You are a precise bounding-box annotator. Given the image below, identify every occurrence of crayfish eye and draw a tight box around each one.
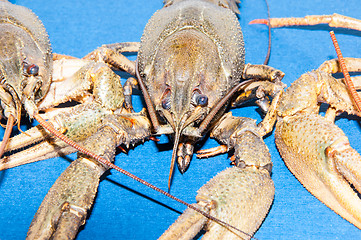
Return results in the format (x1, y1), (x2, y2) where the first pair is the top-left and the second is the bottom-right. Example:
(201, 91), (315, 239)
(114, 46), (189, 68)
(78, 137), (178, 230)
(161, 86), (171, 110)
(23, 61), (39, 76)
(191, 89), (208, 107)
(27, 64), (39, 76)
(196, 94), (208, 107)
(162, 98), (171, 110)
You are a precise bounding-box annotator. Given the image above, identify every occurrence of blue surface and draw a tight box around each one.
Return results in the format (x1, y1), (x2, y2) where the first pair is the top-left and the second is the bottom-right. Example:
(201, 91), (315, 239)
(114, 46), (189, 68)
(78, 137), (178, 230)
(0, 0), (361, 239)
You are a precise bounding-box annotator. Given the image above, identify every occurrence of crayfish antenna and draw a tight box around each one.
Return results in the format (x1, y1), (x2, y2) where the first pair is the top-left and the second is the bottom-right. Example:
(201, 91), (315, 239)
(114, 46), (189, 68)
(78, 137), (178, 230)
(0, 114), (14, 158)
(248, 0), (272, 65)
(330, 31), (361, 112)
(263, 0), (271, 65)
(168, 128), (181, 191)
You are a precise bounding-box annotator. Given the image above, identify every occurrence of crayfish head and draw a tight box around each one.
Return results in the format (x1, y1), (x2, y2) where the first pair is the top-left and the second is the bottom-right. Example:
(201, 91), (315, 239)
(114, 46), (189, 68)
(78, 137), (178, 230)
(0, 24), (52, 157)
(138, 28), (236, 189)
(153, 71), (216, 189)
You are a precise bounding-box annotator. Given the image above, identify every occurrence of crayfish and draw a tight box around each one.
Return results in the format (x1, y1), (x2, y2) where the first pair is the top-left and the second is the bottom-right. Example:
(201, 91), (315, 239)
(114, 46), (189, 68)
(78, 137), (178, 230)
(0, 0), (284, 239)
(2, 0), (361, 239)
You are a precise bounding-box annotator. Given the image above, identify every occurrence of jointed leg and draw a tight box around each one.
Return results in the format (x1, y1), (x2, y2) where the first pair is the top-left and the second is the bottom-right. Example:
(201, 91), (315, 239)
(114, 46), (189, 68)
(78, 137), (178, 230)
(83, 42), (140, 75)
(251, 13), (361, 31)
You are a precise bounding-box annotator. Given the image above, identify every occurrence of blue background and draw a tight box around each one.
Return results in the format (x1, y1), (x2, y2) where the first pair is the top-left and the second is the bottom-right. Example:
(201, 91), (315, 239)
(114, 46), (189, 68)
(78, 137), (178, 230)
(1, 0), (361, 239)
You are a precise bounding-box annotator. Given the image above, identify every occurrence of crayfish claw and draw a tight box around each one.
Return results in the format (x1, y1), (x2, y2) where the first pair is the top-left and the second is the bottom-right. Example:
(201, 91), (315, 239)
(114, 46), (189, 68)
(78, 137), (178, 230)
(27, 127), (116, 239)
(275, 113), (361, 229)
(160, 166), (274, 240)
(161, 113), (275, 239)
(159, 203), (209, 240)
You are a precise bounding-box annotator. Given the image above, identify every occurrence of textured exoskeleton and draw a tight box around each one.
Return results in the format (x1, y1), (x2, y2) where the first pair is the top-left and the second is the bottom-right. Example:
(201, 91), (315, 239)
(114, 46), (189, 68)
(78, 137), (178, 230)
(123, 0), (282, 238)
(276, 61), (361, 228)
(72, 0), (285, 237)
(159, 113), (275, 239)
(0, 0), (52, 115)
(2, 57), (152, 239)
(0, 1), (151, 238)
(256, 57), (361, 229)
(252, 13), (361, 230)
(0, 0), (53, 155)
(0, 0), (286, 239)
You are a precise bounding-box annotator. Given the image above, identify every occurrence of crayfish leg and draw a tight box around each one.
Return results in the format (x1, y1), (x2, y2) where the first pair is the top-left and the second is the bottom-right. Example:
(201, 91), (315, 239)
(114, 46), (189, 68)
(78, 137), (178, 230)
(318, 57), (361, 74)
(250, 13), (361, 31)
(83, 42), (139, 75)
(317, 57), (361, 100)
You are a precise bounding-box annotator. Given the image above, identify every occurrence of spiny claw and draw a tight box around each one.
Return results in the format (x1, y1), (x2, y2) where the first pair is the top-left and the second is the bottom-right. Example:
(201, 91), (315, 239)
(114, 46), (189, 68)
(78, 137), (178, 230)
(160, 166), (274, 240)
(159, 203), (210, 240)
(161, 114), (275, 239)
(27, 157), (101, 240)
(275, 113), (361, 228)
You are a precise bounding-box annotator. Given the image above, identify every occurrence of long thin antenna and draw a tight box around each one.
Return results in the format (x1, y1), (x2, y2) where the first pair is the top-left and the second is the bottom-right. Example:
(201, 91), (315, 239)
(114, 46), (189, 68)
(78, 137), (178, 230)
(329, 31), (361, 112)
(135, 60), (160, 131)
(168, 127), (181, 190)
(0, 114), (14, 158)
(263, 0), (271, 65)
(198, 79), (255, 134)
